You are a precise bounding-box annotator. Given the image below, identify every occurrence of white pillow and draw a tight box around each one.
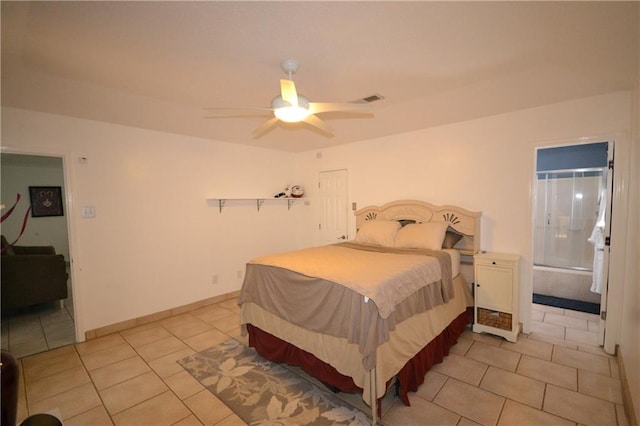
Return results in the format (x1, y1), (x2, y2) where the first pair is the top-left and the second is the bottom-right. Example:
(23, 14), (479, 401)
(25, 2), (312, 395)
(394, 222), (448, 250)
(355, 220), (401, 247)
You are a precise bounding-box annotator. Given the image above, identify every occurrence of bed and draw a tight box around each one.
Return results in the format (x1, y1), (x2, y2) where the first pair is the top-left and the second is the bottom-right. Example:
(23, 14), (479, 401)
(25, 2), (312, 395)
(238, 200), (481, 421)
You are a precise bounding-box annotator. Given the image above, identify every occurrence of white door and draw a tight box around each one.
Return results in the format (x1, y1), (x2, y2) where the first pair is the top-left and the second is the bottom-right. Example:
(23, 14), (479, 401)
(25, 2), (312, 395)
(319, 169), (349, 245)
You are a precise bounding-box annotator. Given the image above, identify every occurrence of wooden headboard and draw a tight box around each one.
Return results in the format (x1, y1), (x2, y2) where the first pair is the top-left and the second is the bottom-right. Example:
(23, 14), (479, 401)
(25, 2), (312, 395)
(354, 200), (482, 255)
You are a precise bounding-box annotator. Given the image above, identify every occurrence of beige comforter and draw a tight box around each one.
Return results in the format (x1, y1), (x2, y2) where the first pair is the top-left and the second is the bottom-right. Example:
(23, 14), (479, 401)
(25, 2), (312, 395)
(238, 242), (454, 370)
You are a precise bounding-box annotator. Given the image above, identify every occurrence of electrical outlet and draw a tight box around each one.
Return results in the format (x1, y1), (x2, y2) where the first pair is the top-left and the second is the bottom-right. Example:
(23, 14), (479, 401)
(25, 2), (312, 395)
(237, 270), (243, 279)
(212, 274), (219, 285)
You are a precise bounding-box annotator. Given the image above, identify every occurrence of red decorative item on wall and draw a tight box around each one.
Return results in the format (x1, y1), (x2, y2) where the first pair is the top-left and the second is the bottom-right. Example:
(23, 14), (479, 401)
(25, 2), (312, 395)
(0, 193), (31, 253)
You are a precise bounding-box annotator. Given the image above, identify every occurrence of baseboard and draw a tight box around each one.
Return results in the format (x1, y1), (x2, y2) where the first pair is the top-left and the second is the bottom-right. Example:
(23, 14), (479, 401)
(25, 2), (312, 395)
(618, 348), (638, 426)
(84, 290), (241, 341)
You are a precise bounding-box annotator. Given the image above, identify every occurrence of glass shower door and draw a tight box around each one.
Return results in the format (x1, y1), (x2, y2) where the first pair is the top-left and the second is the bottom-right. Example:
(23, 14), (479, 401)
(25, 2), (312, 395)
(534, 170), (603, 270)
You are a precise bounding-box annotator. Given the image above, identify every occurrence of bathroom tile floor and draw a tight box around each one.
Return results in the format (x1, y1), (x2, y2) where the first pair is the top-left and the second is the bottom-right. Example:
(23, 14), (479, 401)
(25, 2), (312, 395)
(1, 300), (76, 360)
(530, 302), (601, 347)
(1, 274), (76, 359)
(8, 300), (628, 425)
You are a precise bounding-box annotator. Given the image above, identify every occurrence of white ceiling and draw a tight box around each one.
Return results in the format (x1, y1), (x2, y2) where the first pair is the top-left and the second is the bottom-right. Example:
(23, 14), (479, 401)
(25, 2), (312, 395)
(2, 1), (638, 152)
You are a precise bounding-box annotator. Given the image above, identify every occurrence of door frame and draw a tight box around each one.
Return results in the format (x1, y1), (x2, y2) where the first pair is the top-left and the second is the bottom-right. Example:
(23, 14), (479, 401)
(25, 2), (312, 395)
(1, 145), (85, 342)
(532, 140), (612, 344)
(529, 134), (628, 354)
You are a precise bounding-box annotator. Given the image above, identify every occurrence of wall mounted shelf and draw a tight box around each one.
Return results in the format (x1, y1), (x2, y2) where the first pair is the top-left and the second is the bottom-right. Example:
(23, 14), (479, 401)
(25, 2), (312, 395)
(206, 198), (299, 213)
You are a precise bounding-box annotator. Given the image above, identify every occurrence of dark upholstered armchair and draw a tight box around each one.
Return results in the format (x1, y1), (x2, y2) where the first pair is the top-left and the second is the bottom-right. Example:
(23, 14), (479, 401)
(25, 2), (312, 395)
(1, 236), (68, 313)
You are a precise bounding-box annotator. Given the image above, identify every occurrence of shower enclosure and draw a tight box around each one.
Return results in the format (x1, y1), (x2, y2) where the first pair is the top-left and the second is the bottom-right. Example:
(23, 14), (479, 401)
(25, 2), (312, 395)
(534, 170), (603, 270)
(533, 142), (609, 307)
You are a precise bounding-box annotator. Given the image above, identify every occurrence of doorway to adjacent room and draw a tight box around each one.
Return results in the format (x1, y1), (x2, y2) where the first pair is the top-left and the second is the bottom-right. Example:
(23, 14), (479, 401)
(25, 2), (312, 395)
(531, 141), (613, 346)
(0, 153), (76, 358)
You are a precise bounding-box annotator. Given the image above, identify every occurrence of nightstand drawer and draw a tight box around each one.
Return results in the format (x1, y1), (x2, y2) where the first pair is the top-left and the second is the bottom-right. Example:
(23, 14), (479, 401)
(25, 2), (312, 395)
(474, 258), (515, 268)
(474, 253), (520, 268)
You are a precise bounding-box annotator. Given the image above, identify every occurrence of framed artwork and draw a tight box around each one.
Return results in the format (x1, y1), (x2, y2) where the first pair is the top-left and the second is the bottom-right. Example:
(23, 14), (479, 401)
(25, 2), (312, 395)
(29, 186), (64, 217)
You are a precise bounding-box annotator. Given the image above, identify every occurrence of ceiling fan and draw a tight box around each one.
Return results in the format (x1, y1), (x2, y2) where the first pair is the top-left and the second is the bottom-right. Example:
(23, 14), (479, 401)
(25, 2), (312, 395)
(204, 59), (373, 137)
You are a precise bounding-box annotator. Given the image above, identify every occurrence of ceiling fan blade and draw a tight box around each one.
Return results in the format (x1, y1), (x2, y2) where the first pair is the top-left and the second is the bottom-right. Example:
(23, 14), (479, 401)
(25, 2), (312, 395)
(203, 106), (273, 119)
(280, 79), (298, 107)
(204, 106), (272, 112)
(253, 116), (280, 138)
(204, 111), (272, 119)
(302, 114), (333, 135)
(308, 102), (371, 115)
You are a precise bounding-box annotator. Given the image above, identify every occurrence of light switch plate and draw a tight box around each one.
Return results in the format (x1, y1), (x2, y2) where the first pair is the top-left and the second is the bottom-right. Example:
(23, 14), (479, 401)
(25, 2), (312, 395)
(81, 206), (95, 218)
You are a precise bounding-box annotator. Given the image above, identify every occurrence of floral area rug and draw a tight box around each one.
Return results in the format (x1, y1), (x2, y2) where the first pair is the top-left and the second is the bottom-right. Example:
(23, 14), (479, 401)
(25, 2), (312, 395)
(178, 339), (371, 426)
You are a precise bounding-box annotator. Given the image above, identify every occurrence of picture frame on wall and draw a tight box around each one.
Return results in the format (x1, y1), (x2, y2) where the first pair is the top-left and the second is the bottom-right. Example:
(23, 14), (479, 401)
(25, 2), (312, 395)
(29, 186), (64, 217)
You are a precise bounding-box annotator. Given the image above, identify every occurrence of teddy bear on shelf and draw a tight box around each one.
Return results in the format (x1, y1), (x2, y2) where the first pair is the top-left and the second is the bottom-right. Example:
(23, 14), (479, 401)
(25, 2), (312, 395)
(274, 185), (292, 198)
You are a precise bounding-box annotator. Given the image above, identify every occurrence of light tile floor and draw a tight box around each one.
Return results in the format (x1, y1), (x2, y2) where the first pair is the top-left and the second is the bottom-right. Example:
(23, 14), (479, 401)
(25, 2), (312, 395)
(10, 300), (629, 426)
(1, 300), (76, 359)
(1, 275), (76, 359)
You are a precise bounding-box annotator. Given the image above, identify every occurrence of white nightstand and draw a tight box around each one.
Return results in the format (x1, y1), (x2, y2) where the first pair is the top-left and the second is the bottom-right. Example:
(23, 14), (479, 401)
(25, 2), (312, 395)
(472, 252), (520, 342)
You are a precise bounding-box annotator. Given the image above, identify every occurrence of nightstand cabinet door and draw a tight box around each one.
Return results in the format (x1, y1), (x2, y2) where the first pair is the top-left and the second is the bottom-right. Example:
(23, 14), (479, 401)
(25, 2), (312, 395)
(473, 252), (520, 342)
(475, 264), (513, 313)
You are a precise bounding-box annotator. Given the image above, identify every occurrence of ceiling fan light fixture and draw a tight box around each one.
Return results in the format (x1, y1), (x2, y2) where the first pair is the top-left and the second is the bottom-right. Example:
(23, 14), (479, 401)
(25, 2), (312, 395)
(272, 95), (310, 123)
(274, 106), (310, 122)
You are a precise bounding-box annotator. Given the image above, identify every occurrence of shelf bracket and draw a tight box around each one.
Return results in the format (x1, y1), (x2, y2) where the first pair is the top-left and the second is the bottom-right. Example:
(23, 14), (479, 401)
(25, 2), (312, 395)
(218, 199), (226, 213)
(287, 199), (295, 210)
(256, 199), (264, 212)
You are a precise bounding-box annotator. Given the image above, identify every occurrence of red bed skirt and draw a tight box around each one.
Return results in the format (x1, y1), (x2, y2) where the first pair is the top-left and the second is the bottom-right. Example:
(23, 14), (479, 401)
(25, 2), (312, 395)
(247, 306), (473, 407)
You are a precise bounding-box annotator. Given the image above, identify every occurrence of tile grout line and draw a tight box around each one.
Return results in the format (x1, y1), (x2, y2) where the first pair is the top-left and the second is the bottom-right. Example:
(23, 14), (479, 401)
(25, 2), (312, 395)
(541, 382), (549, 415)
(540, 382), (581, 425)
(17, 358), (33, 421)
(423, 375), (469, 424)
(81, 340), (135, 416)
(575, 358), (581, 396)
(494, 395), (508, 426)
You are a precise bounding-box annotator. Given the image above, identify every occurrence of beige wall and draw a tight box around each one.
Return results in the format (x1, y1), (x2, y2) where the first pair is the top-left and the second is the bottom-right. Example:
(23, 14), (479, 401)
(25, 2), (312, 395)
(1, 107), (302, 332)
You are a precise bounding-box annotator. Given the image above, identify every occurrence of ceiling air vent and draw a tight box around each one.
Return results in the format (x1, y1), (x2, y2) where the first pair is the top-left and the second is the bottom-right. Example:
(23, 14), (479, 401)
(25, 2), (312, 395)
(360, 94), (384, 103)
